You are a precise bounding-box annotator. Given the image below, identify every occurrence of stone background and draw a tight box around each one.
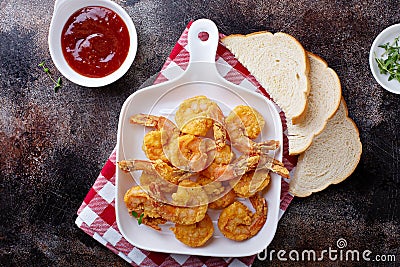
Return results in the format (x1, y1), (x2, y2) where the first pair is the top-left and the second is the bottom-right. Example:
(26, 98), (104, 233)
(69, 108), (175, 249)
(0, 0), (399, 266)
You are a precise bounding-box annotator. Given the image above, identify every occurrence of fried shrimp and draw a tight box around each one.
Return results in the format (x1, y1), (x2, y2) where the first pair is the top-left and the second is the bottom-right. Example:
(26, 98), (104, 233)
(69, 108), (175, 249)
(176, 97), (213, 137)
(142, 131), (169, 162)
(201, 155), (262, 181)
(140, 176), (208, 225)
(138, 171), (176, 195)
(212, 144), (234, 165)
(118, 159), (191, 184)
(208, 189), (237, 209)
(217, 194), (267, 241)
(225, 107), (279, 154)
(201, 144), (234, 179)
(175, 96), (226, 150)
(178, 134), (216, 173)
(124, 185), (207, 226)
(124, 186), (166, 230)
(212, 153), (290, 181)
(153, 181), (209, 224)
(155, 201), (208, 225)
(131, 114), (214, 171)
(170, 213), (214, 247)
(196, 175), (236, 209)
(229, 105), (266, 139)
(171, 180), (208, 207)
(231, 169), (271, 198)
(120, 98), (289, 245)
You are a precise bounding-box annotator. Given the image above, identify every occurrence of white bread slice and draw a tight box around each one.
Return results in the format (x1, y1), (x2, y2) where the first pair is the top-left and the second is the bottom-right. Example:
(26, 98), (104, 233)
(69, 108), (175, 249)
(222, 32), (310, 124)
(287, 53), (342, 155)
(289, 99), (362, 197)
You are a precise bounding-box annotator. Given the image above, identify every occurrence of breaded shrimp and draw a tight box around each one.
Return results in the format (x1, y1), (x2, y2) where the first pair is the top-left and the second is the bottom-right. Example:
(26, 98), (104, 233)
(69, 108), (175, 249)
(142, 130), (169, 162)
(124, 186), (166, 231)
(217, 194), (267, 241)
(170, 213), (214, 247)
(171, 180), (208, 207)
(196, 175), (236, 209)
(230, 169), (271, 198)
(229, 105), (266, 139)
(155, 202), (208, 225)
(175, 96), (227, 150)
(124, 185), (208, 226)
(118, 159), (191, 184)
(131, 114), (215, 172)
(212, 154), (290, 181)
(225, 107), (279, 154)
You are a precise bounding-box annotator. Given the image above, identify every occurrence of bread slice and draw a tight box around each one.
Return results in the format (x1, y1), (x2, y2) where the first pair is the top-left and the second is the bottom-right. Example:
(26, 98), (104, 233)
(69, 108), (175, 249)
(222, 31), (310, 124)
(286, 53), (342, 155)
(289, 99), (362, 197)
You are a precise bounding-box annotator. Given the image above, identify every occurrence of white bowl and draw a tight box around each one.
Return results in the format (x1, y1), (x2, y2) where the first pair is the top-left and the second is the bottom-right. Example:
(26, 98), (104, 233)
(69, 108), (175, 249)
(48, 0), (137, 87)
(369, 24), (400, 94)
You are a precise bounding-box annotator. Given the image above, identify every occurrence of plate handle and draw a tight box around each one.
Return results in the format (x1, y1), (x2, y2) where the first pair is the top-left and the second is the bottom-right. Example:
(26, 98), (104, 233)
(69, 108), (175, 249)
(187, 19), (219, 65)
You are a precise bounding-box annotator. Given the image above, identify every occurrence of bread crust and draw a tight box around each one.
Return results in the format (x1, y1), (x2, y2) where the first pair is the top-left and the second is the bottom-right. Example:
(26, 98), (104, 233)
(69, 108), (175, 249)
(288, 52), (342, 155)
(329, 99), (362, 185)
(289, 98), (362, 197)
(306, 52), (342, 123)
(222, 31), (310, 125)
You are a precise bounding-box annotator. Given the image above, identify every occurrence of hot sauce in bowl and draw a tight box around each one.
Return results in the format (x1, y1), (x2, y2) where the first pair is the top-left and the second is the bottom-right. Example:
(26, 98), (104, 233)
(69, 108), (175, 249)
(61, 6), (130, 78)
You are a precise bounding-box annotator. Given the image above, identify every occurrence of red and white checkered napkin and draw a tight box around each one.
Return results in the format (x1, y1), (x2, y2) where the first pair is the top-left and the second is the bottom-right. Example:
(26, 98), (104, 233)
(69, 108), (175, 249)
(75, 21), (298, 267)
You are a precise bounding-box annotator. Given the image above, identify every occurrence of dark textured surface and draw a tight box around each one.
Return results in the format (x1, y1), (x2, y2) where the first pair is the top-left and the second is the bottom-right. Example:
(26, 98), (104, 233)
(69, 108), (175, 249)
(0, 0), (399, 266)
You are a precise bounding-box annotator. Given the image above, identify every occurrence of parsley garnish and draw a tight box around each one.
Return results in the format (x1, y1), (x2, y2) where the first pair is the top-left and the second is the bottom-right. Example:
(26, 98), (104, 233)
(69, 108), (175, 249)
(137, 213), (144, 225)
(131, 211), (144, 225)
(38, 61), (62, 92)
(375, 35), (400, 83)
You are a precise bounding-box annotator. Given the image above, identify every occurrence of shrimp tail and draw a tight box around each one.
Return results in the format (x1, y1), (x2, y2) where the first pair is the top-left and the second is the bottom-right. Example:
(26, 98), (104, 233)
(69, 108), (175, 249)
(118, 159), (141, 172)
(256, 155), (290, 178)
(130, 114), (160, 128)
(253, 140), (280, 154)
(130, 114), (177, 134)
(214, 154), (290, 181)
(214, 155), (260, 181)
(118, 159), (163, 173)
(269, 158), (290, 178)
(118, 159), (189, 180)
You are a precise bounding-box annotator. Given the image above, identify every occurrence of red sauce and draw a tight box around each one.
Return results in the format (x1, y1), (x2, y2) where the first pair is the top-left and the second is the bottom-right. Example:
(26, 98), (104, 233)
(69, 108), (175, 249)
(61, 6), (130, 78)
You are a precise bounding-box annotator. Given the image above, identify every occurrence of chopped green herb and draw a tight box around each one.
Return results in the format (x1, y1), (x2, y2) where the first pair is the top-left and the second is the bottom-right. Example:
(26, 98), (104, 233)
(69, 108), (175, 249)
(54, 77), (62, 93)
(131, 211), (144, 225)
(38, 61), (62, 92)
(137, 213), (144, 225)
(375, 35), (400, 83)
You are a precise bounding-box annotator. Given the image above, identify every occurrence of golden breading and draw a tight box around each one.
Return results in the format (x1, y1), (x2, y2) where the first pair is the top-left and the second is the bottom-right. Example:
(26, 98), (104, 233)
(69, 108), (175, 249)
(170, 214), (214, 247)
(142, 131), (169, 162)
(227, 105), (265, 139)
(231, 169), (271, 198)
(175, 95), (226, 150)
(218, 194), (267, 241)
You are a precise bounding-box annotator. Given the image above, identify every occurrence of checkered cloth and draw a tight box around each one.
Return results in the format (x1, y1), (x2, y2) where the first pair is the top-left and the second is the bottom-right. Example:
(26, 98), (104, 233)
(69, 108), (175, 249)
(75, 21), (297, 267)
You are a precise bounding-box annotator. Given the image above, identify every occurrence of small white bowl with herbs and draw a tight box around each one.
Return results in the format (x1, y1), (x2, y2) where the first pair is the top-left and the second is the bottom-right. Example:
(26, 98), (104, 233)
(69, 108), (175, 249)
(370, 24), (400, 94)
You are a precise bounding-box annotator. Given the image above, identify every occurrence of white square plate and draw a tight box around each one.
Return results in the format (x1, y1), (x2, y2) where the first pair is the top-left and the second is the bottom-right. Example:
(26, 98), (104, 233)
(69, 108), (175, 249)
(116, 19), (283, 257)
(115, 70), (283, 257)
